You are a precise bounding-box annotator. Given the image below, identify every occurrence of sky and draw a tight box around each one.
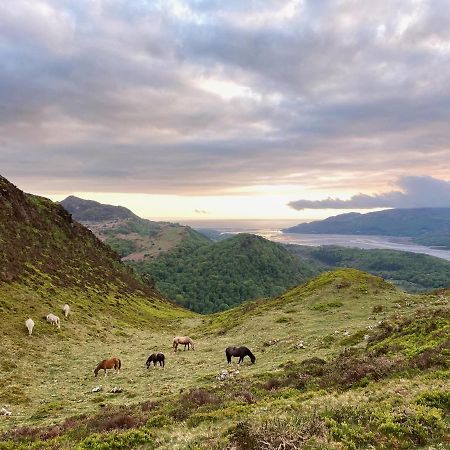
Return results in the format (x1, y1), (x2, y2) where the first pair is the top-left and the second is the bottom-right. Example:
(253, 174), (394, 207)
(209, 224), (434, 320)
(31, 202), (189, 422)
(1, 0), (450, 220)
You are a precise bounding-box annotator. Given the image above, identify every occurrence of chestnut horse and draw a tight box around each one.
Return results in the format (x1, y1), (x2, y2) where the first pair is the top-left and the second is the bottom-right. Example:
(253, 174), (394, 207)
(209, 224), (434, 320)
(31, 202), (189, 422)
(173, 336), (194, 352)
(94, 357), (121, 377)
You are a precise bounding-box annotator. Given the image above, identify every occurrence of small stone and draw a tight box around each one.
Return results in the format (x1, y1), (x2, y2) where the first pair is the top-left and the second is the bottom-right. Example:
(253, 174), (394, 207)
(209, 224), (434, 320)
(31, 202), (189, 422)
(92, 386), (102, 393)
(1, 407), (12, 416)
(110, 387), (123, 394)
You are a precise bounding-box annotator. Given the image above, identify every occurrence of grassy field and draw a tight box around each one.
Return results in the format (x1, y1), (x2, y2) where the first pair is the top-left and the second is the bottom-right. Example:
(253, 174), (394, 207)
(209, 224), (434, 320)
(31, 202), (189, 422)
(1, 270), (448, 449)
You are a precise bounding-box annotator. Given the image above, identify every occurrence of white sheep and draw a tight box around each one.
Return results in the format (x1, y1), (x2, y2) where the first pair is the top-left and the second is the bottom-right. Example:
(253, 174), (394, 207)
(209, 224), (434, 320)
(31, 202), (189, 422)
(62, 304), (70, 318)
(25, 318), (34, 336)
(45, 313), (61, 329)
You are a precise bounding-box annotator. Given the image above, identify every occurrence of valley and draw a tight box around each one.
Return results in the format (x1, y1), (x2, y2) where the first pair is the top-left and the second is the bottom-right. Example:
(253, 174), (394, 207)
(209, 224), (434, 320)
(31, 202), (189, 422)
(0, 176), (448, 449)
(60, 197), (450, 314)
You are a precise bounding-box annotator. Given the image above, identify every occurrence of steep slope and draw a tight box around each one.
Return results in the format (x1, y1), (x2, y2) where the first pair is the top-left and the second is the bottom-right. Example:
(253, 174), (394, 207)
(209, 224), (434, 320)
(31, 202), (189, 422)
(0, 175), (193, 428)
(0, 176), (191, 341)
(284, 207), (450, 240)
(60, 196), (210, 259)
(129, 233), (322, 313)
(286, 244), (450, 292)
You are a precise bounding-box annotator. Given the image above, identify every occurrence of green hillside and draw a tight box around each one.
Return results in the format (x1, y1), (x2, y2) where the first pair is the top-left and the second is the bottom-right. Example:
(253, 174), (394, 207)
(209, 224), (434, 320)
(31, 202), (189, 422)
(2, 178), (447, 449)
(0, 176), (192, 405)
(286, 244), (450, 292)
(60, 196), (210, 260)
(1, 268), (448, 449)
(284, 208), (450, 241)
(414, 233), (450, 250)
(129, 234), (321, 313)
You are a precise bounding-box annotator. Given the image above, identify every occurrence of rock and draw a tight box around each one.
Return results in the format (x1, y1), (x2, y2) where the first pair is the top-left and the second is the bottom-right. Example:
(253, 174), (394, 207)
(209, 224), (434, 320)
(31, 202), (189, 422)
(264, 339), (280, 347)
(110, 387), (123, 394)
(295, 341), (305, 349)
(217, 368), (239, 381)
(92, 386), (102, 393)
(364, 334), (370, 341)
(1, 407), (12, 416)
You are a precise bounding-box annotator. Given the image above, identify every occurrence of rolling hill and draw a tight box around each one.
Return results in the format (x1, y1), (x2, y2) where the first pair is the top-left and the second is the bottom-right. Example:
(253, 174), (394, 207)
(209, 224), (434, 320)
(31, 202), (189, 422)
(60, 196), (209, 260)
(129, 233), (322, 313)
(284, 208), (450, 248)
(60, 197), (450, 312)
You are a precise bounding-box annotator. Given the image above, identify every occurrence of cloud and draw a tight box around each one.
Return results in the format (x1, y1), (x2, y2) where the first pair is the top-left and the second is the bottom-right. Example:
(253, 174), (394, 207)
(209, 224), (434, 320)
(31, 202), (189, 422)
(0, 1), (450, 195)
(288, 176), (450, 209)
(194, 209), (209, 214)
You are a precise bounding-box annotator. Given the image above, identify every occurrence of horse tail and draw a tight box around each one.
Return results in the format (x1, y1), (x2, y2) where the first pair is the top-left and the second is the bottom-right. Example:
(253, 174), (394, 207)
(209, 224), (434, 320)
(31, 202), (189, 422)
(225, 348), (231, 364)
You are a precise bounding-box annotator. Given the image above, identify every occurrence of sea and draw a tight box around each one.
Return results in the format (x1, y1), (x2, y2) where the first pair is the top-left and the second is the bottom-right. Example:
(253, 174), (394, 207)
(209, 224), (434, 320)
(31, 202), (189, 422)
(180, 219), (450, 262)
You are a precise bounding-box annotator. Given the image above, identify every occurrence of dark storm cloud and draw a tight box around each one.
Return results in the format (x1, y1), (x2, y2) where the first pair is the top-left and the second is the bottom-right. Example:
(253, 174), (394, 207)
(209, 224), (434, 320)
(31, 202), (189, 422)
(289, 176), (450, 209)
(1, 0), (450, 194)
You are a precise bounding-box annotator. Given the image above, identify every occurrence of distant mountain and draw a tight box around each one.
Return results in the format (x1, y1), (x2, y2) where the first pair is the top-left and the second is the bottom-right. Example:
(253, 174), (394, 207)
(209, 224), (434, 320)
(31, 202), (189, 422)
(60, 196), (209, 259)
(284, 208), (450, 244)
(128, 233), (321, 313)
(60, 195), (139, 222)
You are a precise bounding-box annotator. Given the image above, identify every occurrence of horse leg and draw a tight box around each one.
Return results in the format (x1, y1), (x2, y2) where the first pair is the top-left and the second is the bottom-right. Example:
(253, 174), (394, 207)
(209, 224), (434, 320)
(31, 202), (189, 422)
(104, 369), (107, 378)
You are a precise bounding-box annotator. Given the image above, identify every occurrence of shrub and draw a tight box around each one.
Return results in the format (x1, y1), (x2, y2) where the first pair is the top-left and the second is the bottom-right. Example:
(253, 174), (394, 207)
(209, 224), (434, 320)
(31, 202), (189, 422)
(170, 388), (221, 421)
(146, 414), (171, 428)
(229, 415), (327, 450)
(323, 355), (401, 387)
(411, 341), (450, 369)
(182, 388), (221, 407)
(79, 429), (154, 449)
(416, 391), (450, 412)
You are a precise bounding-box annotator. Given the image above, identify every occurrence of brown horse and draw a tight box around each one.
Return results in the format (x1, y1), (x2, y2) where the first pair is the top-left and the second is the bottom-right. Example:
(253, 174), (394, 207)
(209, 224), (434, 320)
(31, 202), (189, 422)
(173, 336), (194, 352)
(94, 357), (121, 377)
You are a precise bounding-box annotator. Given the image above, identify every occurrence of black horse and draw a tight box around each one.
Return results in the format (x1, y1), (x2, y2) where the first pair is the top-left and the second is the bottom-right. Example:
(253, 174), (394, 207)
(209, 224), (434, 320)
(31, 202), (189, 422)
(225, 346), (256, 364)
(146, 352), (165, 368)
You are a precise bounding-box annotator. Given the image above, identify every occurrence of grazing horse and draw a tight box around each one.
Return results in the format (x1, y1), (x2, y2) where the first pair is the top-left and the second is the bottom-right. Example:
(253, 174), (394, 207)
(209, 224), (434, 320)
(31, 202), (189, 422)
(45, 313), (60, 329)
(173, 336), (194, 352)
(94, 357), (121, 377)
(225, 346), (256, 365)
(62, 304), (70, 318)
(25, 318), (34, 336)
(146, 353), (165, 368)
